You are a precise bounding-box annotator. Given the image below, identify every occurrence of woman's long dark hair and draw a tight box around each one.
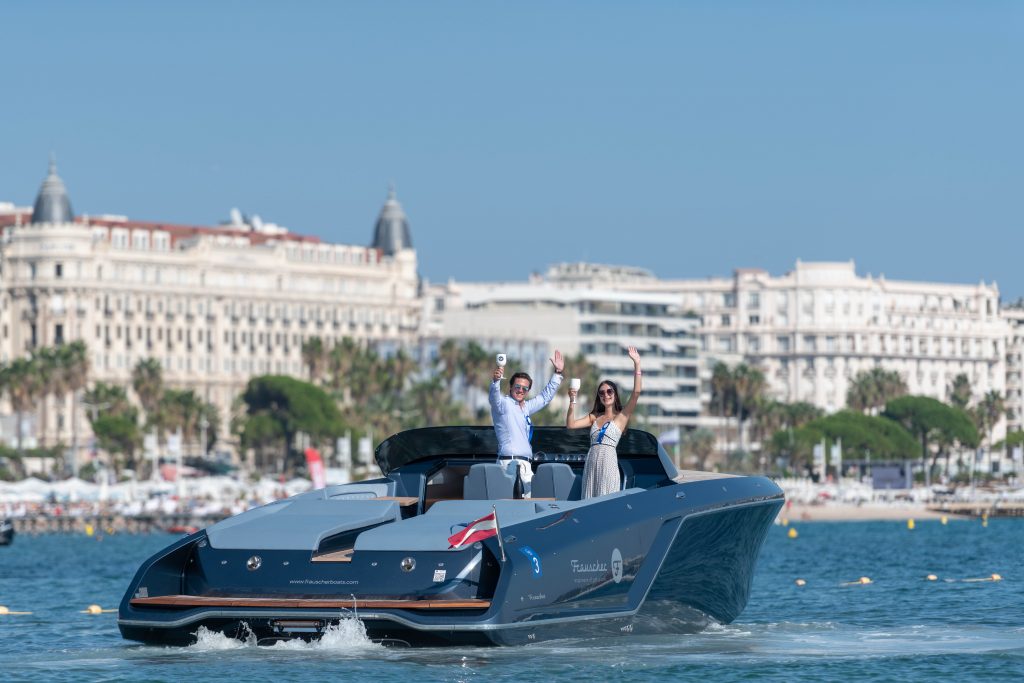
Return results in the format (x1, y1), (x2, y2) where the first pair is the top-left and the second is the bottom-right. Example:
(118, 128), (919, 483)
(590, 380), (623, 416)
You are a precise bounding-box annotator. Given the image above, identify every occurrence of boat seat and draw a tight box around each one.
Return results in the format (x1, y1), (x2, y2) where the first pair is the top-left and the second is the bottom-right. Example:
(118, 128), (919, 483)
(463, 463), (516, 500)
(532, 463), (581, 500)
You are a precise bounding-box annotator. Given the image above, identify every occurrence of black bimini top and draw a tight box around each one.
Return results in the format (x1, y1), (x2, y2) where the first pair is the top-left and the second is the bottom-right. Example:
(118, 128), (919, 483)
(374, 425), (671, 475)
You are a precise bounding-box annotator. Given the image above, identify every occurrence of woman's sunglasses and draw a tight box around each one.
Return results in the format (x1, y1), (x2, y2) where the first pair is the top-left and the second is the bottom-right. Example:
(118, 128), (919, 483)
(598, 388), (616, 398)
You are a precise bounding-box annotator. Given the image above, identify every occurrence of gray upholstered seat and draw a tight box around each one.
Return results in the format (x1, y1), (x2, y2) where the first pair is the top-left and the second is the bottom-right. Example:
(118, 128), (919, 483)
(532, 462), (581, 500)
(463, 463), (516, 500)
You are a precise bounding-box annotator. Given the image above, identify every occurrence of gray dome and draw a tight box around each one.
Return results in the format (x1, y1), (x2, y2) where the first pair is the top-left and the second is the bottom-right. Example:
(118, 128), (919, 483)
(31, 158), (74, 225)
(370, 185), (412, 256)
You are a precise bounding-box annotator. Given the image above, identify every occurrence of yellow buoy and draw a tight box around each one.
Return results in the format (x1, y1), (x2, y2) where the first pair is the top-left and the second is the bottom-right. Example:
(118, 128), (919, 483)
(80, 604), (116, 614)
(941, 515), (948, 525)
(85, 524), (94, 537)
(787, 528), (798, 539)
(840, 576), (873, 586)
(0, 605), (33, 615)
(907, 519), (915, 530)
(927, 574), (938, 581)
(795, 579), (806, 586)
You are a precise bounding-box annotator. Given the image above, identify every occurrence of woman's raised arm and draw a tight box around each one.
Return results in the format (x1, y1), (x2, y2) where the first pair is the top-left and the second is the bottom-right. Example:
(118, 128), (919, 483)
(620, 346), (643, 421)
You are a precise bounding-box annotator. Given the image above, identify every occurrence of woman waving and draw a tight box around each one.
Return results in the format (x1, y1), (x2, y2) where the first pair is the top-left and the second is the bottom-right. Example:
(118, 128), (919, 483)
(566, 346), (642, 499)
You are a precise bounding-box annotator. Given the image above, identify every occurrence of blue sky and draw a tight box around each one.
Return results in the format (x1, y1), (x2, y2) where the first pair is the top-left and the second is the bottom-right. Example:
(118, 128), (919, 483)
(2, 1), (1022, 297)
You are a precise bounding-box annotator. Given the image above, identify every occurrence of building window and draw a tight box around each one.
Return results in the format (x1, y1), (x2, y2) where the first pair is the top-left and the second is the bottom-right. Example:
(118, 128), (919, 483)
(721, 314), (731, 326)
(776, 335), (791, 352)
(55, 263), (63, 278)
(803, 335), (817, 352)
(748, 314), (760, 325)
(747, 292), (760, 308)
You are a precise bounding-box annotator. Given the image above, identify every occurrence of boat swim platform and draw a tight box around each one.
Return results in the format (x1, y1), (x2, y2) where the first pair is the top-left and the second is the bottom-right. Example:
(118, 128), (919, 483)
(130, 595), (491, 610)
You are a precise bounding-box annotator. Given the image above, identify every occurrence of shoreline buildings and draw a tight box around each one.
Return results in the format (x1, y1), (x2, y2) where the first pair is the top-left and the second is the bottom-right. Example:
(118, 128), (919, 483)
(431, 260), (1012, 449)
(1, 161), (1018, 472)
(0, 163), (420, 455)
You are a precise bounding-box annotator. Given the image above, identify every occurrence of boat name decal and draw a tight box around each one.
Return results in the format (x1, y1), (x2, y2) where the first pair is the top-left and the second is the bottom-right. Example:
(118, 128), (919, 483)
(570, 559), (608, 574)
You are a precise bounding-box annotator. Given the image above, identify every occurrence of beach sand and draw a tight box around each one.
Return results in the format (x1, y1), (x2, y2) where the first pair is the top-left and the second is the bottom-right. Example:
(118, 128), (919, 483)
(780, 502), (953, 522)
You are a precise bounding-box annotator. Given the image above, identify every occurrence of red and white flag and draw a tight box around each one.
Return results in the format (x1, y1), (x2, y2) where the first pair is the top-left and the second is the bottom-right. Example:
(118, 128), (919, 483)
(304, 447), (326, 490)
(448, 511), (498, 549)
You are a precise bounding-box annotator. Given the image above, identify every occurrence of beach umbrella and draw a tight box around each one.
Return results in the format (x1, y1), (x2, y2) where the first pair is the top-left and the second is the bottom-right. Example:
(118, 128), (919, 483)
(48, 477), (100, 502)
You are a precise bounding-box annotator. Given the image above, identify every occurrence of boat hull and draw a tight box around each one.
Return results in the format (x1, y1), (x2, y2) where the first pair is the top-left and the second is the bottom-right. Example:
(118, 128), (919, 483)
(0, 520), (13, 546)
(119, 476), (783, 646)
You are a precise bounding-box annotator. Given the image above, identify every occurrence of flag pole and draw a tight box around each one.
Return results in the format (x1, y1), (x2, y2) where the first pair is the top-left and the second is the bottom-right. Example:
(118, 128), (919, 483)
(492, 504), (506, 562)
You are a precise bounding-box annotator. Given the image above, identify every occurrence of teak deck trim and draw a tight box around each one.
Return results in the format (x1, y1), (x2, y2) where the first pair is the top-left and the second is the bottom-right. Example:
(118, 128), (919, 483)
(311, 548), (354, 563)
(130, 595), (491, 610)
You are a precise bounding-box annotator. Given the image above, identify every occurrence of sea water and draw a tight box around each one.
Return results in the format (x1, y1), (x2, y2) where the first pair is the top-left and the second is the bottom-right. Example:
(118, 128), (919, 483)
(1, 519), (1021, 682)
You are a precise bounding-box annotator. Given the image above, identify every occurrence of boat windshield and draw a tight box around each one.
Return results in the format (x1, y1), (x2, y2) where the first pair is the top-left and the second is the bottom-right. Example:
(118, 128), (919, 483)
(374, 425), (670, 475)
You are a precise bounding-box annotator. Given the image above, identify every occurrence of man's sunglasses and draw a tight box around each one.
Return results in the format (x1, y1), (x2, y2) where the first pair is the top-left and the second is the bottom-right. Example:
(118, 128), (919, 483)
(598, 388), (616, 398)
(512, 384), (531, 392)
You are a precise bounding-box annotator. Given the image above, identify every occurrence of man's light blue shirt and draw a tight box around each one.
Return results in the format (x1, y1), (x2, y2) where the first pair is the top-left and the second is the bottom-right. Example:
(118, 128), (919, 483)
(489, 374), (562, 458)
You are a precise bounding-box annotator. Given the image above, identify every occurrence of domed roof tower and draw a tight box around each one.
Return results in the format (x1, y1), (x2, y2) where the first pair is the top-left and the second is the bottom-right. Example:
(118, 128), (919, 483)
(31, 157), (74, 225)
(370, 185), (412, 256)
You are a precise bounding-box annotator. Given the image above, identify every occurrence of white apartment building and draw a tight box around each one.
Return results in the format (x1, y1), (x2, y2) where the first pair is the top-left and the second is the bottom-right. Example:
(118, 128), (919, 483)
(547, 260), (1010, 441)
(1002, 306), (1024, 434)
(0, 162), (421, 453)
(426, 268), (702, 434)
(432, 260), (1012, 446)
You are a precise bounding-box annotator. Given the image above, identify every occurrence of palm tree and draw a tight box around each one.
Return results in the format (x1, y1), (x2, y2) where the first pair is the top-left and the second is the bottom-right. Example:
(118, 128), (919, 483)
(327, 337), (359, 402)
(438, 339), (461, 391)
(30, 347), (60, 448)
(682, 428), (717, 471)
(131, 358), (164, 425)
(60, 341), (90, 475)
(784, 401), (824, 428)
(158, 389), (206, 453)
(974, 390), (1006, 476)
(732, 364), (766, 452)
(752, 399), (787, 453)
(948, 373), (972, 410)
(462, 341), (492, 393)
(847, 368), (907, 414)
(384, 349), (416, 397)
(1, 358), (43, 454)
(710, 362), (735, 452)
(404, 377), (464, 427)
(301, 337), (326, 383)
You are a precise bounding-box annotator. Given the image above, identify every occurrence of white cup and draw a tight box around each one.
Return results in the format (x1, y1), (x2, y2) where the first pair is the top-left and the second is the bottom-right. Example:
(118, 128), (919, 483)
(569, 378), (581, 391)
(496, 353), (507, 367)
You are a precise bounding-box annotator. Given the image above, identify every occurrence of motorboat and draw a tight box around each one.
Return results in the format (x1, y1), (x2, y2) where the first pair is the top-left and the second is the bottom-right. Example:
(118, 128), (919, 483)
(118, 426), (783, 646)
(0, 518), (13, 546)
